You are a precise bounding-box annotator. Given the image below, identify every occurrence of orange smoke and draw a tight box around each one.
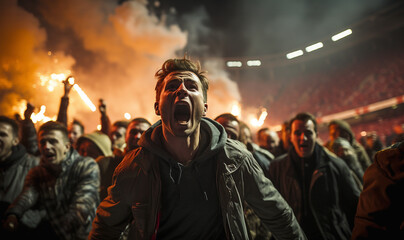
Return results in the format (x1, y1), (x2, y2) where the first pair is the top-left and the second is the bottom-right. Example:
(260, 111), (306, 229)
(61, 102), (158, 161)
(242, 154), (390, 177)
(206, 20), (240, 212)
(1, 0), (245, 132)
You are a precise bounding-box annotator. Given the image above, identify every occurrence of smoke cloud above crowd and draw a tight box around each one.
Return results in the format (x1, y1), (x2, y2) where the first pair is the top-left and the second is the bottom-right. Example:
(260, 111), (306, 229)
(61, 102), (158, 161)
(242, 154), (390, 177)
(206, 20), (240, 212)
(0, 0), (242, 131)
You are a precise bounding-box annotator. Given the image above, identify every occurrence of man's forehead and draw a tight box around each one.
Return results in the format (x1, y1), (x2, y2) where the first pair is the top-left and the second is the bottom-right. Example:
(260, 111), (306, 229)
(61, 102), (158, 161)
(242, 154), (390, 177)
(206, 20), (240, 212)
(292, 119), (315, 130)
(164, 71), (199, 81)
(129, 121), (149, 129)
(0, 123), (12, 131)
(39, 130), (63, 138)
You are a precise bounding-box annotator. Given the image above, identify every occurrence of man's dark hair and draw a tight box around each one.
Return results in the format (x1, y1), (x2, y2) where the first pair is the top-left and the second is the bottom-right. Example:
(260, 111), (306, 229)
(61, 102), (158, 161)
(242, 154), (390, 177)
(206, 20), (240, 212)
(113, 120), (130, 129)
(155, 58), (209, 103)
(39, 121), (69, 142)
(289, 112), (318, 133)
(214, 113), (239, 123)
(0, 116), (19, 138)
(130, 118), (152, 126)
(72, 119), (85, 134)
(257, 127), (270, 135)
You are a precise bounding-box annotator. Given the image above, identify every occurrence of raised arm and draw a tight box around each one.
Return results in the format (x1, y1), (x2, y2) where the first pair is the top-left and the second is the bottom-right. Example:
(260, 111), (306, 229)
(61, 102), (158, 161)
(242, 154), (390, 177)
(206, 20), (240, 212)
(99, 99), (111, 136)
(57, 76), (74, 126)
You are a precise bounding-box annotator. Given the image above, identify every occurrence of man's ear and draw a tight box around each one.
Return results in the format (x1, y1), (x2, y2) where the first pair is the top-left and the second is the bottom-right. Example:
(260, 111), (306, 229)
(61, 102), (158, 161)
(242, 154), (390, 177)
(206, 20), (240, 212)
(11, 137), (19, 147)
(64, 141), (71, 154)
(154, 102), (160, 115)
(202, 103), (208, 116)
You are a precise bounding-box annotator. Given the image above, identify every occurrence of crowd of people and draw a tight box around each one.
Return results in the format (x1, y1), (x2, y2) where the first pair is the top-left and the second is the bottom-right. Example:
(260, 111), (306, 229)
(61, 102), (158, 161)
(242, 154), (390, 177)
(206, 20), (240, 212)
(1, 57), (403, 239)
(239, 46), (404, 144)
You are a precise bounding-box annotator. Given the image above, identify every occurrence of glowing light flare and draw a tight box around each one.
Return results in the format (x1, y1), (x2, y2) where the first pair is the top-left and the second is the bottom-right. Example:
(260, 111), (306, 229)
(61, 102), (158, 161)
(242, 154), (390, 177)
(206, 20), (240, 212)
(332, 29), (352, 41)
(286, 50), (304, 59)
(124, 113), (131, 120)
(38, 72), (95, 112)
(51, 73), (67, 82)
(68, 77), (75, 85)
(231, 103), (241, 117)
(30, 105), (55, 124)
(305, 42), (323, 52)
(73, 84), (96, 112)
(226, 61), (242, 68)
(246, 60), (261, 67)
(360, 131), (367, 137)
(250, 109), (268, 128)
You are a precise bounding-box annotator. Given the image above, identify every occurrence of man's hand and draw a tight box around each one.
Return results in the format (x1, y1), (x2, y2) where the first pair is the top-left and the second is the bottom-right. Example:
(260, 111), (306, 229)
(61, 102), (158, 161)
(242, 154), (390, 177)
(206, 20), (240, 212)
(24, 102), (35, 120)
(99, 98), (106, 115)
(3, 214), (19, 232)
(63, 76), (75, 98)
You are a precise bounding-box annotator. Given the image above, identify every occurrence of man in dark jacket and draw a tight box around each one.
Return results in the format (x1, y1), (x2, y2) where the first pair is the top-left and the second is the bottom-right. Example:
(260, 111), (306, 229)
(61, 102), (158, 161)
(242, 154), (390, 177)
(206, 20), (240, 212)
(3, 121), (100, 239)
(0, 116), (39, 218)
(89, 58), (306, 240)
(269, 112), (361, 240)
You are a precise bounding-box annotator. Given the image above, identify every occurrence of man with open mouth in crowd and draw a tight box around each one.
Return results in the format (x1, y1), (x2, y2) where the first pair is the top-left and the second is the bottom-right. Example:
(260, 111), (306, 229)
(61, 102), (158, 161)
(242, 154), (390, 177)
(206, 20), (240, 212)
(3, 121), (100, 239)
(89, 58), (306, 240)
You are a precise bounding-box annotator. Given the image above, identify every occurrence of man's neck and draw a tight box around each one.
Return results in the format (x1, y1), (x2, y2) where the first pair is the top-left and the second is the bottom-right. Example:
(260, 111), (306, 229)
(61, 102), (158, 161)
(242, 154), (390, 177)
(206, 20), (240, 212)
(162, 127), (201, 165)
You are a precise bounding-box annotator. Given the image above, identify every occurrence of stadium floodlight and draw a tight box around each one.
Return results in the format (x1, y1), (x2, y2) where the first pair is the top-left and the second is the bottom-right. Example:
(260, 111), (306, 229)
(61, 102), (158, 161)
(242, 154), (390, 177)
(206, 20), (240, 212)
(286, 50), (304, 59)
(332, 29), (352, 41)
(246, 60), (261, 66)
(305, 42), (324, 52)
(226, 61), (242, 67)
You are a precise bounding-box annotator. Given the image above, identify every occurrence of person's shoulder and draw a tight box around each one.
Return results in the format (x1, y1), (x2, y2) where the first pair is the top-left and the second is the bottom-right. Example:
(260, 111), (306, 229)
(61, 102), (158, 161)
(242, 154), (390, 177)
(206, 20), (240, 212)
(95, 155), (113, 167)
(223, 139), (250, 160)
(114, 147), (153, 176)
(20, 152), (40, 168)
(372, 141), (404, 181)
(268, 153), (289, 174)
(272, 152), (289, 164)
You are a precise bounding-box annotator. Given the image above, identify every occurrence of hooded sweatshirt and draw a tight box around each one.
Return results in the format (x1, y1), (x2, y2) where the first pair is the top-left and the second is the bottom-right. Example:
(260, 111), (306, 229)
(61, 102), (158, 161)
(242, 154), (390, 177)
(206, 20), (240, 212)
(139, 117), (227, 239)
(326, 120), (371, 171)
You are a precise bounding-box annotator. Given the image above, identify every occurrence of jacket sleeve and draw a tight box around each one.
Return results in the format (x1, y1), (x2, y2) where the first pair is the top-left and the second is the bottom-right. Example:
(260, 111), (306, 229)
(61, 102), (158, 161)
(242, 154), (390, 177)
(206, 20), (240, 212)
(5, 169), (39, 219)
(337, 159), (361, 230)
(100, 113), (111, 136)
(89, 154), (135, 240)
(243, 153), (307, 240)
(62, 158), (100, 239)
(57, 96), (69, 126)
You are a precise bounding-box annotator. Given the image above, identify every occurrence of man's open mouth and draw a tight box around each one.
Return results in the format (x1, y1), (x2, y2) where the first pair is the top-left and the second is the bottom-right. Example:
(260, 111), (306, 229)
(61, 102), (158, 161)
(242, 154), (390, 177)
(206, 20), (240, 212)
(44, 152), (56, 160)
(174, 104), (191, 125)
(299, 143), (309, 150)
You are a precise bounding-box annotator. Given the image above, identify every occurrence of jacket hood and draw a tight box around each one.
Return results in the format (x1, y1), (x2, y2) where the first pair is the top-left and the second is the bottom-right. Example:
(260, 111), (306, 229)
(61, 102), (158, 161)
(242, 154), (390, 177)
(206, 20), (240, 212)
(139, 117), (227, 163)
(77, 131), (113, 157)
(330, 119), (354, 144)
(374, 141), (404, 181)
